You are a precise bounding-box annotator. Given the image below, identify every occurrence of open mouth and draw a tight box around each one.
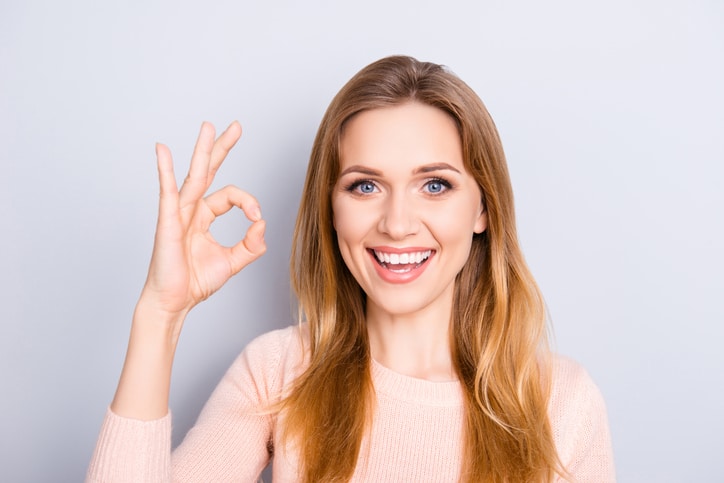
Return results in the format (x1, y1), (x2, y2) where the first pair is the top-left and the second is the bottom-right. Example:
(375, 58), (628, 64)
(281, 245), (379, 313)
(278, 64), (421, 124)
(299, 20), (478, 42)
(369, 249), (433, 274)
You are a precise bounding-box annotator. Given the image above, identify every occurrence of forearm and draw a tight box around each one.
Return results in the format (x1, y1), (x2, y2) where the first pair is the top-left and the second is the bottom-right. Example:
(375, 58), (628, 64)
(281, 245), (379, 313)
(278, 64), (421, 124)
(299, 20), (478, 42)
(110, 301), (187, 421)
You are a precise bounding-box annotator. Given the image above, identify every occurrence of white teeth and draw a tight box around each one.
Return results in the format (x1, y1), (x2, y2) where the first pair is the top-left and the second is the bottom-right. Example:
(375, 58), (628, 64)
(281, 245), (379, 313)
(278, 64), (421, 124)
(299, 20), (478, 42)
(373, 250), (431, 265)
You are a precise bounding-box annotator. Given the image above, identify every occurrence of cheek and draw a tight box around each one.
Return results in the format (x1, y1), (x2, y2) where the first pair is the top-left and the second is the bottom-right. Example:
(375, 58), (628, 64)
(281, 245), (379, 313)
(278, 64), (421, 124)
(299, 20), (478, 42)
(332, 198), (373, 249)
(332, 201), (376, 284)
(428, 196), (484, 242)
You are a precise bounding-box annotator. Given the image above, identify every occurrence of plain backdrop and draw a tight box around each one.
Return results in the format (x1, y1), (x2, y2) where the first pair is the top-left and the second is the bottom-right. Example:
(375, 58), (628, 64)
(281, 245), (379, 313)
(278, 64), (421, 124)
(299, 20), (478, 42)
(1, 1), (722, 481)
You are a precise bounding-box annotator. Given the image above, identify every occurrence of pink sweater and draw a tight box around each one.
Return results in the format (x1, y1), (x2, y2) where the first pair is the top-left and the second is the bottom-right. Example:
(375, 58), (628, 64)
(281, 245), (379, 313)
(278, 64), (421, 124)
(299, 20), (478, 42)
(87, 325), (615, 482)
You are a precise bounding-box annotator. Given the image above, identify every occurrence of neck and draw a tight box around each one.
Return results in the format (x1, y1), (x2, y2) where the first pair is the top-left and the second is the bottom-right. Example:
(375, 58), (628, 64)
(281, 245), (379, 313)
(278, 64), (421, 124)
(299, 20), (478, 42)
(365, 287), (456, 382)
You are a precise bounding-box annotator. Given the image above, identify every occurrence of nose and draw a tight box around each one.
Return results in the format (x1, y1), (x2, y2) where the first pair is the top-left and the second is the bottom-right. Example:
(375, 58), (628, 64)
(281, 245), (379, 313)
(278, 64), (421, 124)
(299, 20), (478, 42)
(378, 191), (419, 239)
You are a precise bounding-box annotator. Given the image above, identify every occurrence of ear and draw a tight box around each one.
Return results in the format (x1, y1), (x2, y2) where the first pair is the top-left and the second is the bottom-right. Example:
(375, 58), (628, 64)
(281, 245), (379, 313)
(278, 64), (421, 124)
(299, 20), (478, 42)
(473, 204), (487, 234)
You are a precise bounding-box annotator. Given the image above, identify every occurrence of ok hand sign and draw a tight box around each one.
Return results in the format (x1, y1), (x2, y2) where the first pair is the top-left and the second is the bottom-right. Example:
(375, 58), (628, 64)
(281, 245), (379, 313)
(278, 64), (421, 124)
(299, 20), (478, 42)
(140, 121), (266, 321)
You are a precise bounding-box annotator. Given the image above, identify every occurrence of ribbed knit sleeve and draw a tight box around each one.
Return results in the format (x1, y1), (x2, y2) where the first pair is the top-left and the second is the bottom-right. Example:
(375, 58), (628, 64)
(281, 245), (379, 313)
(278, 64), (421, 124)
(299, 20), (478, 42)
(86, 409), (172, 482)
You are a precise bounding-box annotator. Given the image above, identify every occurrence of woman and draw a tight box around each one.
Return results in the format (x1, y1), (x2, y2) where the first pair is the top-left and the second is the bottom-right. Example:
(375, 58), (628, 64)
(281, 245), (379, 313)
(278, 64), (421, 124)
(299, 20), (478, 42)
(87, 56), (615, 482)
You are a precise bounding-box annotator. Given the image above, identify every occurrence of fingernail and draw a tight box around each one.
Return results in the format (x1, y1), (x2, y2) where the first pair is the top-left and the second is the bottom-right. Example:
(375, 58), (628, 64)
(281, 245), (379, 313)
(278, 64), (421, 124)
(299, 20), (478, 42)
(253, 206), (262, 221)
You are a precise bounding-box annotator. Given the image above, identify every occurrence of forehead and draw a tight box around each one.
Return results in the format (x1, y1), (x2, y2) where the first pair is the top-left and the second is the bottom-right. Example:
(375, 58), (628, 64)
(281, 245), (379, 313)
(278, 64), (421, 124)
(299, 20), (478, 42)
(338, 102), (463, 171)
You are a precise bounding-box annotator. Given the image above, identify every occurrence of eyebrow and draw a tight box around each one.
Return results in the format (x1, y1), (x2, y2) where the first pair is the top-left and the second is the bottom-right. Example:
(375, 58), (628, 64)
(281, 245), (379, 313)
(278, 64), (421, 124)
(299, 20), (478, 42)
(339, 165), (381, 177)
(338, 162), (461, 177)
(414, 163), (461, 175)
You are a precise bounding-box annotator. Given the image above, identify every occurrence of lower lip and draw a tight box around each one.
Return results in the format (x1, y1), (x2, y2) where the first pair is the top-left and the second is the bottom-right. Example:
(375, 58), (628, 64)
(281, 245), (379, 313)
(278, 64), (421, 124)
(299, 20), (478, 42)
(368, 250), (434, 284)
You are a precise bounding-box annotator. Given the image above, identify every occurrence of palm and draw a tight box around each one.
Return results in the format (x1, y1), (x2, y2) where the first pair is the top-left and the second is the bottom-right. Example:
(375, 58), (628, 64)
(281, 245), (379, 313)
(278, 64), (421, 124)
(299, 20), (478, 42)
(142, 122), (266, 316)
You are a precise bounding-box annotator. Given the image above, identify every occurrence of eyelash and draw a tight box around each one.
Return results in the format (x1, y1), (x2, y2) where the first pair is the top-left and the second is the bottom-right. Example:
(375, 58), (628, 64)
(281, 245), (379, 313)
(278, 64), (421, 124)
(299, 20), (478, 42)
(343, 177), (453, 195)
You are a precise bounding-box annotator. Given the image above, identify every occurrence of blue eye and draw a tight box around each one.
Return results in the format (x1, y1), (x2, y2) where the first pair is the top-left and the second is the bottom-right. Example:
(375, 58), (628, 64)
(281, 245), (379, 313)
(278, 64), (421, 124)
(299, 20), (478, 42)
(358, 182), (376, 194)
(427, 181), (443, 193)
(345, 179), (378, 194)
(424, 178), (451, 194)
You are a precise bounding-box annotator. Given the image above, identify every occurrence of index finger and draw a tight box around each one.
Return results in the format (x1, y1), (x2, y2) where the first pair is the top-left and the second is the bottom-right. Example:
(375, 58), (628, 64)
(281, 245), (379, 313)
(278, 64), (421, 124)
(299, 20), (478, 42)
(202, 185), (262, 223)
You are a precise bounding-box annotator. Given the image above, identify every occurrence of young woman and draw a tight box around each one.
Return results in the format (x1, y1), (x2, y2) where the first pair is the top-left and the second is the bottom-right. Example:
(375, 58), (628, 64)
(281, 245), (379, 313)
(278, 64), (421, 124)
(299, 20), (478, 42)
(87, 56), (615, 482)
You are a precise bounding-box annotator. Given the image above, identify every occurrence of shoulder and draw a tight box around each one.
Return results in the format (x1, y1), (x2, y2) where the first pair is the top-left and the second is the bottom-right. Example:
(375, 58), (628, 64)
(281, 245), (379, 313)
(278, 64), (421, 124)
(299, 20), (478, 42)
(548, 354), (607, 419)
(241, 323), (309, 363)
(549, 355), (602, 400)
(223, 324), (310, 404)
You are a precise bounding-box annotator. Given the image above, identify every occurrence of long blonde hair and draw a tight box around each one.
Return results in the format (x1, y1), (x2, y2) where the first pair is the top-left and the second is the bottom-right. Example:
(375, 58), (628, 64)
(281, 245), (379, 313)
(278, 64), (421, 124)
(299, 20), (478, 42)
(283, 55), (561, 482)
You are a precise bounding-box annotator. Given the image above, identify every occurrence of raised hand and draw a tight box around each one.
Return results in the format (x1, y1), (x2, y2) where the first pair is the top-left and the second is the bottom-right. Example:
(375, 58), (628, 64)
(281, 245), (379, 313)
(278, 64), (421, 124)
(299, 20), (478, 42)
(111, 121), (266, 419)
(140, 121), (266, 320)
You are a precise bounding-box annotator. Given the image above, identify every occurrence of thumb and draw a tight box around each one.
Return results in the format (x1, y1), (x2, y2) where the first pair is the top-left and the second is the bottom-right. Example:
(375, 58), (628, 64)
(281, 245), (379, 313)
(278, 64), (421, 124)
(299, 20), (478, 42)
(228, 219), (267, 274)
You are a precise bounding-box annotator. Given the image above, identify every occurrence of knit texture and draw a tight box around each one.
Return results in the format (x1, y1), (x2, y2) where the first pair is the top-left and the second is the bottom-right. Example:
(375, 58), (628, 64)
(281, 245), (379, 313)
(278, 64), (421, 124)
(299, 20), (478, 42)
(87, 325), (615, 482)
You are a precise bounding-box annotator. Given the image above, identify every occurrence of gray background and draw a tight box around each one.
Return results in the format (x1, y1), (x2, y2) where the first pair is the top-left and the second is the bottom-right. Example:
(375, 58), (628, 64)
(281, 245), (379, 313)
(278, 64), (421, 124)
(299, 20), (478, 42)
(1, 1), (722, 481)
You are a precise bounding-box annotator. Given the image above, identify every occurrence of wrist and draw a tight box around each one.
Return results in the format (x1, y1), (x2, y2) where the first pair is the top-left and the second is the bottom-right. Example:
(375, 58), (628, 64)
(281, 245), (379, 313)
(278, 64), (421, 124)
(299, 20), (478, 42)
(132, 297), (189, 345)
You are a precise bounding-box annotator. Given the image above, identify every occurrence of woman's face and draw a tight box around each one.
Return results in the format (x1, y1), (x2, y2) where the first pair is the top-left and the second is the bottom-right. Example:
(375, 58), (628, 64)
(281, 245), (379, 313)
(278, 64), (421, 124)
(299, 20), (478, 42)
(332, 102), (487, 319)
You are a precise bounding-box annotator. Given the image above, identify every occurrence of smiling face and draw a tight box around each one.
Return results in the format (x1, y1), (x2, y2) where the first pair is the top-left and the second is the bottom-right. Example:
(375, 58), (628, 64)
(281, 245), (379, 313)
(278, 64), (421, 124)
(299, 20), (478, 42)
(332, 102), (487, 320)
